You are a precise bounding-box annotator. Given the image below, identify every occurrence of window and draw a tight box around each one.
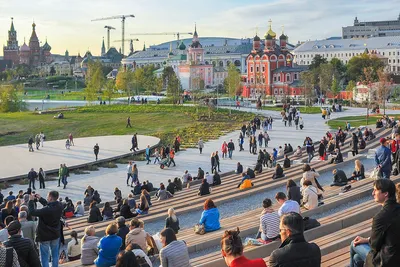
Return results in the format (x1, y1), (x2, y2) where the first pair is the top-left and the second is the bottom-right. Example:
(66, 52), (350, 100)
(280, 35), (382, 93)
(256, 66), (259, 72)
(274, 89), (278, 94)
(383, 52), (385, 56)
(251, 78), (254, 83)
(262, 67), (265, 72)
(286, 74), (291, 82)
(389, 52), (391, 56)
(274, 76), (277, 82)
(389, 59), (391, 63)
(294, 73), (298, 80)
(280, 89), (283, 94)
(278, 76), (281, 82)
(250, 67), (253, 72)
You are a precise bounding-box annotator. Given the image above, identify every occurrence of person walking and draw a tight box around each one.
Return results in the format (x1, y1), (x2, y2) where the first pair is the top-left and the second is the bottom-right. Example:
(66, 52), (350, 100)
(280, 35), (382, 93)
(145, 145), (151, 165)
(375, 138), (392, 179)
(211, 152), (217, 173)
(228, 139), (235, 159)
(94, 143), (100, 161)
(126, 161), (133, 186)
(198, 138), (204, 154)
(131, 164), (139, 186)
(40, 131), (45, 147)
(28, 136), (34, 152)
(62, 164), (69, 189)
(238, 132), (244, 151)
(68, 133), (74, 146)
(27, 168), (38, 190)
(221, 141), (228, 159)
(126, 117), (132, 128)
(38, 167), (46, 189)
(35, 133), (41, 150)
(28, 191), (63, 267)
(168, 149), (176, 167)
(351, 133), (359, 157)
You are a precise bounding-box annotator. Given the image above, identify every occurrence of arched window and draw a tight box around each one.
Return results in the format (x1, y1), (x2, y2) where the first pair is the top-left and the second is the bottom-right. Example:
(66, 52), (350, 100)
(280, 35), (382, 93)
(212, 61), (216, 67)
(205, 61), (209, 65)
(227, 61), (231, 66)
(234, 60), (241, 66)
(219, 61), (224, 67)
(286, 74), (291, 82)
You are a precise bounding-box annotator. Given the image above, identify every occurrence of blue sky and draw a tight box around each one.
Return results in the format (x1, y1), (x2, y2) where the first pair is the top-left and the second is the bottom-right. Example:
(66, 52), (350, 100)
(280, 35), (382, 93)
(0, 0), (399, 56)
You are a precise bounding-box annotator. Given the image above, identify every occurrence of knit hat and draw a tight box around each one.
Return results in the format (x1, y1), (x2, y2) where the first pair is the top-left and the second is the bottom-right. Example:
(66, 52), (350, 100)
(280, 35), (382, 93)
(380, 138), (387, 144)
(7, 220), (21, 235)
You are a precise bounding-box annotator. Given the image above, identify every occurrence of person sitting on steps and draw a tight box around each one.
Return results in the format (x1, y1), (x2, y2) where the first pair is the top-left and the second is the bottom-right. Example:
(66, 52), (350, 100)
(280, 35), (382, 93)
(331, 169), (348, 187)
(272, 164), (285, 179)
(330, 148), (343, 164)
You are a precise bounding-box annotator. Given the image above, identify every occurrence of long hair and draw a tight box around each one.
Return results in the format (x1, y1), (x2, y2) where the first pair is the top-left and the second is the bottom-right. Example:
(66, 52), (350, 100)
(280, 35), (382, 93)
(71, 230), (78, 245)
(355, 159), (362, 172)
(168, 208), (177, 222)
(140, 194), (149, 210)
(116, 250), (139, 267)
(203, 198), (216, 210)
(220, 227), (243, 257)
(160, 228), (177, 246)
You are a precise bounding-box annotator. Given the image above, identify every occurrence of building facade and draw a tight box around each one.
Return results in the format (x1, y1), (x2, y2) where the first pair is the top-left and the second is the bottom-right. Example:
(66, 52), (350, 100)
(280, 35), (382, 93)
(243, 21), (306, 99)
(293, 36), (400, 74)
(3, 18), (19, 66)
(342, 15), (400, 39)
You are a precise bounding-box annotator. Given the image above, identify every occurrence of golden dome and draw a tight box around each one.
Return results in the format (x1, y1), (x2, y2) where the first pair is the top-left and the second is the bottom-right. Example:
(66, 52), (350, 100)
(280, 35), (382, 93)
(265, 19), (276, 39)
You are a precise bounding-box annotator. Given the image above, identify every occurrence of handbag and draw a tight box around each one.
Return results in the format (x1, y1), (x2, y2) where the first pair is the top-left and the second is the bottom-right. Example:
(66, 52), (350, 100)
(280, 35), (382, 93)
(64, 211), (74, 218)
(194, 223), (205, 235)
(59, 250), (67, 264)
(370, 167), (382, 180)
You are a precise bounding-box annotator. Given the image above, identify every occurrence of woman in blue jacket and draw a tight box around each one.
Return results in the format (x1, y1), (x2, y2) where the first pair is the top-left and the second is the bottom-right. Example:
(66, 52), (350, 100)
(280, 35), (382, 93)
(199, 199), (221, 232)
(95, 223), (122, 267)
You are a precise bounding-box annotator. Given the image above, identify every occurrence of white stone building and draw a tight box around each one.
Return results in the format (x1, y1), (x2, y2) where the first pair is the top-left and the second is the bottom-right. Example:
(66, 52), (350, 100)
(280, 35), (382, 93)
(293, 36), (400, 74)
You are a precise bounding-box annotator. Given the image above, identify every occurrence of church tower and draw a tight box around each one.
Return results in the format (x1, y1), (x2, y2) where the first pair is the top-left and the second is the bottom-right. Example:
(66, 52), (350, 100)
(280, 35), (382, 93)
(29, 22), (41, 66)
(187, 24), (204, 65)
(3, 18), (20, 66)
(101, 37), (106, 56)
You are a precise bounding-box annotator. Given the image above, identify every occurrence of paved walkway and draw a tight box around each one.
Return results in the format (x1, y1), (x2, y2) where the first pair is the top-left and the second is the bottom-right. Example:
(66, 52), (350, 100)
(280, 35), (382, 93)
(1, 135), (160, 180)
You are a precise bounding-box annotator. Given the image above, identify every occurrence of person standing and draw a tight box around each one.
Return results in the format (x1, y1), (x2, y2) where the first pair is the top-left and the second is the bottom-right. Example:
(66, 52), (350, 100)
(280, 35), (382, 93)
(35, 133), (40, 150)
(238, 132), (244, 151)
(126, 117), (132, 128)
(198, 138), (204, 154)
(221, 141), (228, 159)
(27, 168), (38, 190)
(211, 152), (216, 173)
(40, 131), (45, 147)
(68, 133), (74, 146)
(228, 139), (235, 159)
(58, 164), (65, 187)
(133, 133), (138, 151)
(351, 133), (359, 157)
(28, 191), (63, 267)
(19, 211), (36, 242)
(38, 167), (45, 189)
(375, 138), (392, 179)
(93, 143), (99, 161)
(131, 164), (139, 186)
(168, 149), (176, 167)
(126, 161), (133, 186)
(28, 136), (34, 152)
(145, 145), (151, 165)
(62, 164), (69, 189)
(349, 179), (400, 267)
(215, 151), (221, 172)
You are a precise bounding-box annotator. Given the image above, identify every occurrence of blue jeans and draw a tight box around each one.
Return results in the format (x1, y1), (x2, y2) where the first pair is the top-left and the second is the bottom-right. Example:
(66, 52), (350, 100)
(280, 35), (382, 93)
(350, 241), (370, 267)
(228, 150), (233, 159)
(381, 169), (391, 179)
(40, 238), (60, 267)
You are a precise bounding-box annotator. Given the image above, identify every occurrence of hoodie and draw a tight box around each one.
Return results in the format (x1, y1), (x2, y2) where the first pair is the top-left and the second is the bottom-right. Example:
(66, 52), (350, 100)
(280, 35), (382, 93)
(125, 228), (149, 252)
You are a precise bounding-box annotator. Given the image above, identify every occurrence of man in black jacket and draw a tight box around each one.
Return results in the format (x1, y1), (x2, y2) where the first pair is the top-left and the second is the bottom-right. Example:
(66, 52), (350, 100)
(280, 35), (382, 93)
(28, 190), (63, 267)
(116, 216), (130, 250)
(350, 179), (400, 267)
(269, 212), (321, 267)
(27, 168), (38, 190)
(4, 220), (41, 267)
(330, 169), (348, 187)
(228, 139), (235, 159)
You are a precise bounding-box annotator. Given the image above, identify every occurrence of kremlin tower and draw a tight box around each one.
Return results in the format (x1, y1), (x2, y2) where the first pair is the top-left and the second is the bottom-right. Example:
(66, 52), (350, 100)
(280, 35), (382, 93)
(3, 18), (19, 66)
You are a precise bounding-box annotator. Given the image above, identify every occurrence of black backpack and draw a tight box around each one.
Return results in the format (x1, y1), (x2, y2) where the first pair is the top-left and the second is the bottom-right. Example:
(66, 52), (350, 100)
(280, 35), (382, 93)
(136, 256), (150, 267)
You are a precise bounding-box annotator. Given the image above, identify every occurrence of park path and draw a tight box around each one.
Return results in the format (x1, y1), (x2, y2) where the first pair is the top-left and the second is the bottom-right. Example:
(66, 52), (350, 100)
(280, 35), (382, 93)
(0, 135), (159, 180)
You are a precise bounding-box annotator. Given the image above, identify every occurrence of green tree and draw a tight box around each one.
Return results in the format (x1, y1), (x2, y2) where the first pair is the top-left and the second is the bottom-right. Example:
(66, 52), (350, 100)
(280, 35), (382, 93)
(377, 69), (390, 114)
(15, 64), (31, 78)
(163, 66), (181, 104)
(49, 66), (56, 76)
(226, 64), (241, 97)
(116, 68), (134, 98)
(330, 57), (346, 79)
(319, 63), (334, 96)
(154, 76), (163, 93)
(300, 71), (316, 106)
(309, 55), (327, 70)
(103, 79), (116, 104)
(0, 83), (24, 112)
(330, 78), (341, 98)
(346, 80), (356, 92)
(85, 61), (105, 103)
(346, 53), (385, 82)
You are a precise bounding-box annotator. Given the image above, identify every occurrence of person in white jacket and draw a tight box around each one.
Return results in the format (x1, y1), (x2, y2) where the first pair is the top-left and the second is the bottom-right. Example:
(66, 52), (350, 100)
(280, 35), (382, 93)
(126, 243), (153, 266)
(302, 180), (319, 210)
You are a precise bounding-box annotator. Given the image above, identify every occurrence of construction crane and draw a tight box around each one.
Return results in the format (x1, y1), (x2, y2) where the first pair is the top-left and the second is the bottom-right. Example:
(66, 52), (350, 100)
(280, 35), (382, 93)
(114, 39), (139, 54)
(130, 32), (193, 41)
(92, 15), (135, 55)
(104, 26), (116, 51)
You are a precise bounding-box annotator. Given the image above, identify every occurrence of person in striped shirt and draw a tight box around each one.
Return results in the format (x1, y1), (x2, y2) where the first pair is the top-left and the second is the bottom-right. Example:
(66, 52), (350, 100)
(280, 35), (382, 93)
(259, 198), (280, 242)
(159, 228), (190, 267)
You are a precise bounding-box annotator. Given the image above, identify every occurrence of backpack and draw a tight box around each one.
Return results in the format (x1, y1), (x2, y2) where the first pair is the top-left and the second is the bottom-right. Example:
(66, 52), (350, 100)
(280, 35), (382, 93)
(136, 256), (150, 267)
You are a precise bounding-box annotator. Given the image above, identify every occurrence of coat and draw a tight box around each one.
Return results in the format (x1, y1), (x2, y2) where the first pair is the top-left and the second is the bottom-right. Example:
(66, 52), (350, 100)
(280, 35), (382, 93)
(119, 204), (135, 219)
(81, 235), (99, 265)
(125, 228), (149, 252)
(4, 235), (41, 267)
(375, 145), (392, 172)
(199, 207), (220, 232)
(333, 170), (348, 184)
(165, 216), (180, 234)
(198, 182), (211, 196)
(287, 186), (302, 205)
(94, 234), (122, 267)
(351, 135), (359, 151)
(87, 206), (102, 223)
(365, 199), (400, 267)
(268, 233), (321, 267)
(28, 198), (63, 242)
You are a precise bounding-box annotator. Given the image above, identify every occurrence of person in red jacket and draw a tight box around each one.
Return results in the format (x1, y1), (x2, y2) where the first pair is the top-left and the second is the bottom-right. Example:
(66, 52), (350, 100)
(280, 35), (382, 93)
(221, 227), (267, 267)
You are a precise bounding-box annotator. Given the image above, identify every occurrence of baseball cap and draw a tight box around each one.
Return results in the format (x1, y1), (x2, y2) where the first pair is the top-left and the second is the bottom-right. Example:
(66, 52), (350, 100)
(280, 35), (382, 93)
(7, 220), (21, 235)
(380, 138), (387, 144)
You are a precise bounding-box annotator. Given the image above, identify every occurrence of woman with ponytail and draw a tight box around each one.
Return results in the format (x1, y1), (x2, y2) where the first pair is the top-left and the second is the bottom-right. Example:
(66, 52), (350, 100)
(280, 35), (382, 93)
(67, 230), (82, 261)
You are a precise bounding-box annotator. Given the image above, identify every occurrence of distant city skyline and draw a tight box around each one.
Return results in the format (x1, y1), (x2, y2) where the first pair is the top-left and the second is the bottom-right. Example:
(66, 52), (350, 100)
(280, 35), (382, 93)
(0, 0), (399, 56)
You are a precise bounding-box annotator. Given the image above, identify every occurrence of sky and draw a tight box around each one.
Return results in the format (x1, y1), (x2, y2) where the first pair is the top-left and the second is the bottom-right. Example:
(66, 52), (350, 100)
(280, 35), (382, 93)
(0, 0), (399, 56)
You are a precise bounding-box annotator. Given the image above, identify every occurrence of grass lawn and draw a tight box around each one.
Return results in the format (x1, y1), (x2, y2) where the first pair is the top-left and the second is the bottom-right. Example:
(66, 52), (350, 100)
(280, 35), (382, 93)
(261, 106), (323, 114)
(0, 105), (254, 147)
(327, 114), (400, 129)
(19, 89), (104, 101)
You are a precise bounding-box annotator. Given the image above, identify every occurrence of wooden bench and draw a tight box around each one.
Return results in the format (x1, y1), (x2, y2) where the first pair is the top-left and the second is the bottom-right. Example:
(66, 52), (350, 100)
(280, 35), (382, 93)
(321, 247), (350, 267)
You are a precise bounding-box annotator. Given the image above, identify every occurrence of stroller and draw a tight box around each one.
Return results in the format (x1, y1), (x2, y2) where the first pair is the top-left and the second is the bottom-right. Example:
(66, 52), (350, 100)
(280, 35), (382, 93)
(159, 158), (169, 169)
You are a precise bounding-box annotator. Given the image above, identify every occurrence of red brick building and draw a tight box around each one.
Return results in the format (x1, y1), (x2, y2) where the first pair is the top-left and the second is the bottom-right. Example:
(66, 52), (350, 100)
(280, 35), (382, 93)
(242, 21), (306, 99)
